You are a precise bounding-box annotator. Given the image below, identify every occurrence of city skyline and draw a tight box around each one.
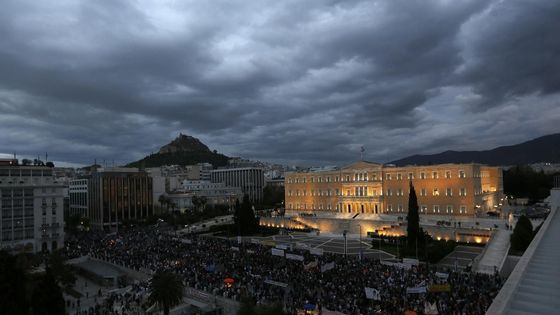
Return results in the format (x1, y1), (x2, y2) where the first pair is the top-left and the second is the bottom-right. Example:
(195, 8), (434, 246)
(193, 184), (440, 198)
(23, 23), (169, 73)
(1, 0), (559, 167)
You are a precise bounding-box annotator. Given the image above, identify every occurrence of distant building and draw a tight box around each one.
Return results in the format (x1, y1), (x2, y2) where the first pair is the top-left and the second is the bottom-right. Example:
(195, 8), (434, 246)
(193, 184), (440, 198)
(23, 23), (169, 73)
(0, 159), (65, 253)
(265, 177), (285, 187)
(69, 179), (88, 218)
(211, 167), (264, 202)
(284, 161), (503, 216)
(166, 180), (242, 211)
(88, 168), (153, 230)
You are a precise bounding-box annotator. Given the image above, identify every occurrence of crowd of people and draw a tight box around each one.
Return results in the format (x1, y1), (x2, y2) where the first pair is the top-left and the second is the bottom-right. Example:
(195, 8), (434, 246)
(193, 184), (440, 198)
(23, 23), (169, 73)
(66, 227), (503, 315)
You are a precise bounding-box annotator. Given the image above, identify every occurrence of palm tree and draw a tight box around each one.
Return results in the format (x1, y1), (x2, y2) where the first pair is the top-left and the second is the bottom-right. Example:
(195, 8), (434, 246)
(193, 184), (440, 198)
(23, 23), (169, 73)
(149, 271), (184, 315)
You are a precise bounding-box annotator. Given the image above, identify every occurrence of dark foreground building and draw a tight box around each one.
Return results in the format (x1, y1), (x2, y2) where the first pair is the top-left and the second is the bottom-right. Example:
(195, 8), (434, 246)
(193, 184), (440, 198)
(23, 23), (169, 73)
(89, 168), (153, 230)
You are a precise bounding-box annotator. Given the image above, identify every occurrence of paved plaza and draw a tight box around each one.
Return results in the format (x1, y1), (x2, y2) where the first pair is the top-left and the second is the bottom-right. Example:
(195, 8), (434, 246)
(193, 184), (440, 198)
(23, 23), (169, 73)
(237, 232), (395, 260)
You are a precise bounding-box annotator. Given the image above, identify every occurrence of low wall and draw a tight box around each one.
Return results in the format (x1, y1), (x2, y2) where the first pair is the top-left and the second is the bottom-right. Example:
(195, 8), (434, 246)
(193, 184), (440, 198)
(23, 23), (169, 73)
(263, 216), (492, 244)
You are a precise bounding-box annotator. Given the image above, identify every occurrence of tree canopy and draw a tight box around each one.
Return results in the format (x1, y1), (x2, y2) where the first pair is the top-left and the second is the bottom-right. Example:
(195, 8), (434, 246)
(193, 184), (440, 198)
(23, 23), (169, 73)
(234, 194), (259, 236)
(511, 215), (534, 252)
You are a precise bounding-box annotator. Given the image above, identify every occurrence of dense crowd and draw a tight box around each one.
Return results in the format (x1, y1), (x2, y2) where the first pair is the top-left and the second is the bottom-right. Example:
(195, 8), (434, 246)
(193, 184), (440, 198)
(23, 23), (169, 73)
(66, 228), (503, 315)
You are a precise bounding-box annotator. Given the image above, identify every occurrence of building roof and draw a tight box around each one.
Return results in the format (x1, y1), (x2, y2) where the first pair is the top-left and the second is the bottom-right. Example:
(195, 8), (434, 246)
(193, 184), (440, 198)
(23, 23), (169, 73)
(486, 187), (560, 314)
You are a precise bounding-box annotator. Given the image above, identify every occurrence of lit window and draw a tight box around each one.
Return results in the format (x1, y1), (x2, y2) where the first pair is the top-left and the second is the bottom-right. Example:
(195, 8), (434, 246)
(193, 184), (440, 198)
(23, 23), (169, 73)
(387, 189), (392, 196)
(446, 188), (452, 196)
(445, 171), (451, 179)
(420, 172), (426, 179)
(447, 205), (453, 213)
(432, 172), (438, 179)
(387, 204), (393, 212)
(460, 205), (466, 214)
(310, 177), (314, 183)
(421, 188), (426, 196)
(459, 188), (466, 196)
(433, 205), (439, 213)
(421, 205), (428, 213)
(398, 204), (403, 212)
(433, 188), (439, 196)
(408, 173), (414, 179)
(386, 174), (392, 180)
(459, 170), (466, 178)
(397, 173), (402, 180)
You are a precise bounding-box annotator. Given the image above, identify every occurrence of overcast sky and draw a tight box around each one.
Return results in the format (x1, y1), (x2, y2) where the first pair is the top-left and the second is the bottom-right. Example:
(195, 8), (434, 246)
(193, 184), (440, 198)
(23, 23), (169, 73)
(1, 0), (559, 167)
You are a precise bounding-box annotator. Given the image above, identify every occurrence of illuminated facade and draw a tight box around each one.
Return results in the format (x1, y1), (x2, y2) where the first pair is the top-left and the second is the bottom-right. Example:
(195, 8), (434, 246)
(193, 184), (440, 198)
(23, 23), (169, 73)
(285, 161), (503, 216)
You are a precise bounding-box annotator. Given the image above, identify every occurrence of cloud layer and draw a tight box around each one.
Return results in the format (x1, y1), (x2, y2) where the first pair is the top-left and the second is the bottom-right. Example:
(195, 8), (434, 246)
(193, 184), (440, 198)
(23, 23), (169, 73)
(1, 0), (559, 167)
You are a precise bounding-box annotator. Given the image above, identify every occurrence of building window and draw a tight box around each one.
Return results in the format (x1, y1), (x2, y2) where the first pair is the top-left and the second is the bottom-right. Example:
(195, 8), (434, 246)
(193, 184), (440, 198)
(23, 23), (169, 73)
(335, 176), (339, 182)
(445, 171), (451, 179)
(421, 205), (428, 213)
(420, 188), (426, 197)
(397, 189), (403, 196)
(420, 172), (426, 179)
(434, 205), (440, 213)
(387, 204), (393, 212)
(397, 173), (402, 180)
(459, 170), (466, 178)
(459, 188), (466, 196)
(346, 175), (350, 182)
(460, 205), (466, 214)
(433, 188), (439, 196)
(387, 189), (392, 196)
(446, 188), (452, 196)
(432, 171), (438, 179)
(446, 205), (453, 213)
(386, 174), (392, 180)
(335, 189), (339, 196)
(398, 204), (403, 212)
(408, 172), (414, 179)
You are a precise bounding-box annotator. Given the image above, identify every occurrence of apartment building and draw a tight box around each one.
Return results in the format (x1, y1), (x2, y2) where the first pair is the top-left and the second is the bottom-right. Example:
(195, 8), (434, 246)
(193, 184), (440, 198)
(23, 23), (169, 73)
(0, 159), (65, 253)
(285, 161), (503, 217)
(69, 179), (88, 218)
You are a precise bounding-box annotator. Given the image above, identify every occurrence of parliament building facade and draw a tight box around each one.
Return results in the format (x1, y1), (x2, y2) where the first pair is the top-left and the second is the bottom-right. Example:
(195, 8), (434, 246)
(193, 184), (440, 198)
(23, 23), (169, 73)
(285, 161), (503, 217)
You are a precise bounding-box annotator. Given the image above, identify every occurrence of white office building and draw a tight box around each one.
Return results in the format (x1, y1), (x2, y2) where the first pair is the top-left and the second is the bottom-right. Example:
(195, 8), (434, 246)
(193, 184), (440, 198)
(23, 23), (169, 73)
(211, 167), (264, 202)
(69, 179), (88, 218)
(0, 159), (65, 253)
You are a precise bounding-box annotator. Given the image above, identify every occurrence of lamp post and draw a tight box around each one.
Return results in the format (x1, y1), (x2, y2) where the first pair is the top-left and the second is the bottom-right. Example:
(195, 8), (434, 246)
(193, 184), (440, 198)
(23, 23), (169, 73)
(343, 230), (347, 258)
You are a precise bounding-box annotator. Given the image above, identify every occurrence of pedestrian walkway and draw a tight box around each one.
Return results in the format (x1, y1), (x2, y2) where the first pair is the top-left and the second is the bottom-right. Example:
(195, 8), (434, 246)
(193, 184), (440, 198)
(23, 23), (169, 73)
(438, 245), (483, 270)
(476, 229), (511, 274)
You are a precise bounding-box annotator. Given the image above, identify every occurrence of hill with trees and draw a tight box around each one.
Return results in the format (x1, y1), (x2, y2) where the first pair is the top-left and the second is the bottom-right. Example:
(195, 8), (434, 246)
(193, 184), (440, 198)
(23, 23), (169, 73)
(126, 134), (229, 168)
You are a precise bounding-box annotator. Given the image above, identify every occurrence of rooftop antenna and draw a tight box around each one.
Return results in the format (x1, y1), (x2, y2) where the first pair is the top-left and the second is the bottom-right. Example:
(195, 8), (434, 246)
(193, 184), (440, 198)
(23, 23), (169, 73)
(13, 152), (16, 159)
(360, 146), (365, 161)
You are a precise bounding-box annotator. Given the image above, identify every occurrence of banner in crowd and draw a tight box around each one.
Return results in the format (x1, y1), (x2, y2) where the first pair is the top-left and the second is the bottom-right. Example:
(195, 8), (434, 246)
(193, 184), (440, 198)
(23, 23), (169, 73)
(406, 286), (427, 294)
(435, 272), (449, 280)
(364, 287), (381, 300)
(264, 279), (288, 288)
(424, 301), (439, 315)
(322, 309), (347, 315)
(304, 260), (318, 270)
(403, 258), (419, 266)
(321, 261), (335, 273)
(180, 239), (193, 244)
(428, 284), (451, 293)
(251, 238), (261, 244)
(380, 260), (412, 270)
(231, 246), (240, 251)
(276, 244), (289, 250)
(310, 247), (324, 256)
(271, 248), (285, 257)
(247, 249), (255, 254)
(296, 242), (309, 249)
(262, 240), (276, 247)
(286, 253), (305, 261)
(205, 263), (216, 273)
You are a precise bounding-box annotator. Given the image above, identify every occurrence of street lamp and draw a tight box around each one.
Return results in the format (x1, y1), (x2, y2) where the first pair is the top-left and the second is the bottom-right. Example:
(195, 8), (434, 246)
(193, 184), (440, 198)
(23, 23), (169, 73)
(343, 230), (347, 258)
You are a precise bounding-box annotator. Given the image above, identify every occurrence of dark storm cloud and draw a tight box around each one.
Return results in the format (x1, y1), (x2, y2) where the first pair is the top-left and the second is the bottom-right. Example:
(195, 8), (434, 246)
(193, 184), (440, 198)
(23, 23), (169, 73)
(0, 0), (559, 167)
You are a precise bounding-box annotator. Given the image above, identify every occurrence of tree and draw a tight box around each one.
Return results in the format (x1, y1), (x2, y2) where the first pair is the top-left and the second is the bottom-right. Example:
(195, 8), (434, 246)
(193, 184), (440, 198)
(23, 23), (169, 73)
(234, 195), (259, 236)
(31, 268), (66, 315)
(158, 194), (167, 210)
(47, 250), (76, 290)
(21, 159), (32, 166)
(0, 251), (28, 315)
(407, 182), (420, 256)
(511, 215), (534, 252)
(149, 271), (184, 315)
(45, 161), (55, 168)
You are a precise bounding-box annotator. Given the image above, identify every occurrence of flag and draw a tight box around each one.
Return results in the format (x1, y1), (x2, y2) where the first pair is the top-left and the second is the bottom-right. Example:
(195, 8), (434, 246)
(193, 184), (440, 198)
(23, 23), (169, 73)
(321, 261), (335, 273)
(304, 260), (318, 270)
(205, 263), (215, 273)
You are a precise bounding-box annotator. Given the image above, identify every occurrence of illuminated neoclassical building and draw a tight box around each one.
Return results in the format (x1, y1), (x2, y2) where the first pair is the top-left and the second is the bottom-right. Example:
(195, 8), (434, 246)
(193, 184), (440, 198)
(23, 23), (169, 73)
(285, 161), (503, 217)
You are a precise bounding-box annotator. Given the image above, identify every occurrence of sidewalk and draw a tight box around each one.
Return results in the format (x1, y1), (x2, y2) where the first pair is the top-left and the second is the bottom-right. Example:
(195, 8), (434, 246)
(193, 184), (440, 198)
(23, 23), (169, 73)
(476, 229), (511, 274)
